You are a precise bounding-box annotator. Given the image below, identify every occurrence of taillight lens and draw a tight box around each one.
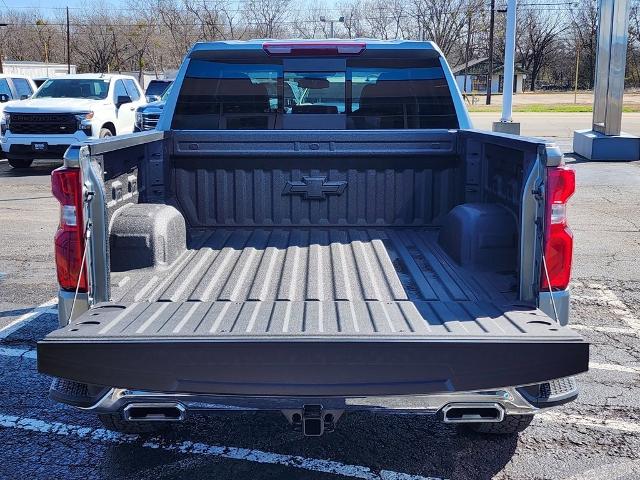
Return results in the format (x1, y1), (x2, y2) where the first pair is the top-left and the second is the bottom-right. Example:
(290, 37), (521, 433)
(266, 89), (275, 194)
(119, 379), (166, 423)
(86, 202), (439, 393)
(51, 167), (87, 291)
(263, 42), (366, 56)
(541, 165), (575, 291)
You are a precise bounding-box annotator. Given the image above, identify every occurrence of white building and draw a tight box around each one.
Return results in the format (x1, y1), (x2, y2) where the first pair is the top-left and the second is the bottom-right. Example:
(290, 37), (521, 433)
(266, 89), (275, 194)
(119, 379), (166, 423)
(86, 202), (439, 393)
(1, 61), (77, 79)
(452, 58), (526, 94)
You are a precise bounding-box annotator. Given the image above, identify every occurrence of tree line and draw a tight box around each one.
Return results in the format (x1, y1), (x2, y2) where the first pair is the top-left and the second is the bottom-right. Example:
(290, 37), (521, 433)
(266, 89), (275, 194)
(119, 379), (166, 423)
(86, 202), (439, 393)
(1, 0), (639, 91)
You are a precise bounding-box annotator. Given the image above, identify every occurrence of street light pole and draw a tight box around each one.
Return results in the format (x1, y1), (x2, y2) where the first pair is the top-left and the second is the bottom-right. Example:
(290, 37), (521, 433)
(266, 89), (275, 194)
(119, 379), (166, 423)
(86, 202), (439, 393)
(320, 16), (344, 39)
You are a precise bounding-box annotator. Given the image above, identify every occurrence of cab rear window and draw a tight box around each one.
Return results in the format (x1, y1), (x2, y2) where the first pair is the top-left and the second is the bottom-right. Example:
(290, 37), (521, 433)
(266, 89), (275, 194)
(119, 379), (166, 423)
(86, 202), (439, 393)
(172, 58), (458, 130)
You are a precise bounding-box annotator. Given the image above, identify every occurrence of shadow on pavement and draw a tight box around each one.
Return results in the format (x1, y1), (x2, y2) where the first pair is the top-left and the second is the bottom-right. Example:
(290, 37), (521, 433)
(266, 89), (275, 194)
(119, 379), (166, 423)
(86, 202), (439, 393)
(0, 160), (60, 177)
(99, 411), (519, 480)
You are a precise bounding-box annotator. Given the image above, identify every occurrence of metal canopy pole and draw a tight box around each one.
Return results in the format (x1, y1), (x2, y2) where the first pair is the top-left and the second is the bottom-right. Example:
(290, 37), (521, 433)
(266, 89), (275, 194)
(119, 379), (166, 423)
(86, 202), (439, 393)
(500, 0), (517, 122)
(492, 0), (520, 134)
(573, 0), (638, 161)
(592, 0), (631, 136)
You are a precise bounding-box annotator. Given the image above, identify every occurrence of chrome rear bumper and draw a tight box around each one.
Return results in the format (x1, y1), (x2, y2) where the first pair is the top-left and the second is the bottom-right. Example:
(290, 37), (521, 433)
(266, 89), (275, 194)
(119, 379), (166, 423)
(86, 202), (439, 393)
(82, 386), (542, 417)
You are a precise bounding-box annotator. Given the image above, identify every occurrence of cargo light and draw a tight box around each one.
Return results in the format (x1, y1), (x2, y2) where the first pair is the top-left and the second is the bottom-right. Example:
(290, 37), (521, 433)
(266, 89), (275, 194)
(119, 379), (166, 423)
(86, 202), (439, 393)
(51, 166), (87, 292)
(263, 42), (366, 56)
(541, 165), (575, 291)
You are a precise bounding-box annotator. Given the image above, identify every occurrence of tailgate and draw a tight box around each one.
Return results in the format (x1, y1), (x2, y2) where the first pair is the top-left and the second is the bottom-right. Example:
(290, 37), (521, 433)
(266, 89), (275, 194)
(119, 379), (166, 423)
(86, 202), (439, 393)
(38, 300), (589, 396)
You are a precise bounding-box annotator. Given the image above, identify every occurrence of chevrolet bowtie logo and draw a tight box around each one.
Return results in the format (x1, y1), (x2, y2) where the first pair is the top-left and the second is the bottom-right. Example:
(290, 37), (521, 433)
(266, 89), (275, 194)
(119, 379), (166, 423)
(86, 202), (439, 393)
(282, 176), (347, 200)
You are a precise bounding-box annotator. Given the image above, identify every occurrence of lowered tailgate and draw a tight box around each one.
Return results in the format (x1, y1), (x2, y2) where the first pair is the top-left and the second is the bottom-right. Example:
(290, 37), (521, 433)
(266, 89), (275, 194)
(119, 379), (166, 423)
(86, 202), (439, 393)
(39, 228), (588, 396)
(38, 299), (588, 396)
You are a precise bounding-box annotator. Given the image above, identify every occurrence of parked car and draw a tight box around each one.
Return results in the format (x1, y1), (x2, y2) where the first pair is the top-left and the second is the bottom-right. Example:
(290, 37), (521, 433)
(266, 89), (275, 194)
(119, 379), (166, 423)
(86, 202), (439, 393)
(0, 73), (146, 168)
(0, 74), (37, 112)
(134, 84), (172, 131)
(38, 40), (588, 437)
(144, 79), (172, 102)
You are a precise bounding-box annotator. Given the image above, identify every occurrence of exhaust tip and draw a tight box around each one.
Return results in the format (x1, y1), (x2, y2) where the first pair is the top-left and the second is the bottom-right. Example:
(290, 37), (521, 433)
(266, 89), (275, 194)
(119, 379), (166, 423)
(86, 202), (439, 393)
(123, 403), (186, 422)
(442, 403), (504, 424)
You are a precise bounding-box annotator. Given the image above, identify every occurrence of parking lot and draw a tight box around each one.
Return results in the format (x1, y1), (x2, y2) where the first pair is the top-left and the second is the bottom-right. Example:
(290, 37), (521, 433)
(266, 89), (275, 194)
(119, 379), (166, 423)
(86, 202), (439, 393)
(1, 113), (639, 479)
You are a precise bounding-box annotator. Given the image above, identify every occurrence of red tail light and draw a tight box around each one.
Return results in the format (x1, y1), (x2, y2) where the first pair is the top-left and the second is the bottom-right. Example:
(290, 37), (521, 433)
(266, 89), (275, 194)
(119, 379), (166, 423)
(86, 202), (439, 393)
(263, 42), (366, 56)
(541, 165), (575, 291)
(52, 167), (87, 291)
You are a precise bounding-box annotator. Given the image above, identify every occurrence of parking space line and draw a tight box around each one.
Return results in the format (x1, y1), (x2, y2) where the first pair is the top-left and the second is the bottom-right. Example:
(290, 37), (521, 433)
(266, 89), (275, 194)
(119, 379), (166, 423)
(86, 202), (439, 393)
(588, 284), (640, 333)
(540, 411), (640, 434)
(0, 413), (442, 480)
(0, 297), (57, 339)
(561, 459), (640, 480)
(589, 362), (640, 374)
(0, 346), (37, 359)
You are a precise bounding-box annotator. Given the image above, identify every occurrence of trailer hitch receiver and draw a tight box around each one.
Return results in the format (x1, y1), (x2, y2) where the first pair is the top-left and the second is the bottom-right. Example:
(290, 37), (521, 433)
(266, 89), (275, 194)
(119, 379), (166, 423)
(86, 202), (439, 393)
(282, 405), (343, 436)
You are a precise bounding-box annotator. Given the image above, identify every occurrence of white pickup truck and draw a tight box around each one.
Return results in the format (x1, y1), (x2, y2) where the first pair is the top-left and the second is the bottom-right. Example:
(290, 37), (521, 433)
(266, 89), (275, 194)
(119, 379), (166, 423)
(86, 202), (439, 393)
(0, 74), (145, 168)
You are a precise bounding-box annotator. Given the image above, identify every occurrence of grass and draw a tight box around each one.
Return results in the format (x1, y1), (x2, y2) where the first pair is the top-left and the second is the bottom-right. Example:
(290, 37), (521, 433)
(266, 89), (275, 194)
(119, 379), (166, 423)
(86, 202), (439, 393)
(467, 103), (640, 113)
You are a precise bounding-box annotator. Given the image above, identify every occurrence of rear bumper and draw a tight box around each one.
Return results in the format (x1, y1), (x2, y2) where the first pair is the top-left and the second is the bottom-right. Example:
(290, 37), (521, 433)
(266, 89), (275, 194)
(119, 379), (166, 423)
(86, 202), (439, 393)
(64, 378), (578, 417)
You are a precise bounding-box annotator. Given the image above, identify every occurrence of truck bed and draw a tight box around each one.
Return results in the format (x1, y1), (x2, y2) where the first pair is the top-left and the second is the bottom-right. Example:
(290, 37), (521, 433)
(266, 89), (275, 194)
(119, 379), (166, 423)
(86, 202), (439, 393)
(111, 227), (515, 305)
(38, 227), (588, 396)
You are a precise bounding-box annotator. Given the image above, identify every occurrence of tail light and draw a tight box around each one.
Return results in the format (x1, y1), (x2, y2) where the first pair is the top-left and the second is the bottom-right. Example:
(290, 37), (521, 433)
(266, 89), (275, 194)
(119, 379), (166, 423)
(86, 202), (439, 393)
(263, 42), (366, 56)
(52, 167), (87, 291)
(540, 165), (575, 291)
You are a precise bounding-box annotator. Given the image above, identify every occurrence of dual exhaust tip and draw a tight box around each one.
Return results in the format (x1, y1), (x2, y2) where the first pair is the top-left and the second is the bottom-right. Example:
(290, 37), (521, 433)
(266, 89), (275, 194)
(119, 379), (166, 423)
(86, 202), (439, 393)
(120, 402), (506, 426)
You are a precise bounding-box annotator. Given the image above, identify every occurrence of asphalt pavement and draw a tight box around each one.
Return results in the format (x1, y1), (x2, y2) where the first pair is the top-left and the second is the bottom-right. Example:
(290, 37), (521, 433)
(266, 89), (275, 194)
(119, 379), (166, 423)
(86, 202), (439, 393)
(1, 117), (639, 479)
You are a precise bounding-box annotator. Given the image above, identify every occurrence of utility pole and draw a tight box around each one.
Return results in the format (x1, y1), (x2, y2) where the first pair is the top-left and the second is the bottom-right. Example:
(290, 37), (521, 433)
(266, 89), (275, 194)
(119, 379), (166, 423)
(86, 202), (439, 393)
(66, 7), (71, 73)
(486, 0), (495, 105)
(573, 39), (580, 104)
(463, 11), (472, 95)
(0, 23), (7, 74)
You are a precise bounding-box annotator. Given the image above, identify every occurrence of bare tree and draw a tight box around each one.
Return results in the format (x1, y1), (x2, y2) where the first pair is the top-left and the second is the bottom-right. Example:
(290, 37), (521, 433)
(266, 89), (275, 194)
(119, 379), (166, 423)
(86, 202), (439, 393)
(516, 7), (563, 91)
(412, 0), (468, 57)
(338, 0), (367, 38)
(242, 0), (291, 38)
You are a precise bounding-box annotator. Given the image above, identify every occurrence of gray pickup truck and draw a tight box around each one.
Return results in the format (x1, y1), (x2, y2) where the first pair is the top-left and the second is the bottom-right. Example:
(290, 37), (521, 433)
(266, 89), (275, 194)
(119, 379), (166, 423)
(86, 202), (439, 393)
(38, 40), (588, 436)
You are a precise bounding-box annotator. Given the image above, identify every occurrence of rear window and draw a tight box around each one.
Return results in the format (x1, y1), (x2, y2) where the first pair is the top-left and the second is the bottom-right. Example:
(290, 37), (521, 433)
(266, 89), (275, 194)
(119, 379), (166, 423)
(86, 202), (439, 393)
(146, 80), (171, 96)
(172, 58), (458, 130)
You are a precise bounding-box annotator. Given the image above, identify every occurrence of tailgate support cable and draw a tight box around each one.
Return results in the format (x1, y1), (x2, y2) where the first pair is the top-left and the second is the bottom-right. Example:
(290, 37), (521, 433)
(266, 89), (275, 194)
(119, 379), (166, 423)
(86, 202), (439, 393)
(541, 252), (559, 323)
(67, 191), (93, 325)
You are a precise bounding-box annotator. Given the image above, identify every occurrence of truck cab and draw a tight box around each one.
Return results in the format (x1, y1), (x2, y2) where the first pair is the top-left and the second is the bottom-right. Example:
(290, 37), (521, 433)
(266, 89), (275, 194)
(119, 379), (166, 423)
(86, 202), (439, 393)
(37, 40), (588, 437)
(1, 74), (145, 169)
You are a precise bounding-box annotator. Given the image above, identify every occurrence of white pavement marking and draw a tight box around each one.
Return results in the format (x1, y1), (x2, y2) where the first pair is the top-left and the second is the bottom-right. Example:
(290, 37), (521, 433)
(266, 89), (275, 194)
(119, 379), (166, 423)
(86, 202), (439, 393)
(0, 413), (443, 480)
(571, 324), (638, 336)
(0, 298), (57, 339)
(588, 284), (640, 333)
(0, 346), (37, 359)
(562, 459), (640, 480)
(540, 411), (640, 434)
(589, 362), (640, 375)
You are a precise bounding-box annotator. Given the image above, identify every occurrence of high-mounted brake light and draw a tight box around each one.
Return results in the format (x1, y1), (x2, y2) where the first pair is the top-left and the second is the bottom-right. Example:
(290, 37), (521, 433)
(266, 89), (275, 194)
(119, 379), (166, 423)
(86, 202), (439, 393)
(263, 42), (366, 56)
(541, 165), (575, 291)
(51, 166), (87, 292)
